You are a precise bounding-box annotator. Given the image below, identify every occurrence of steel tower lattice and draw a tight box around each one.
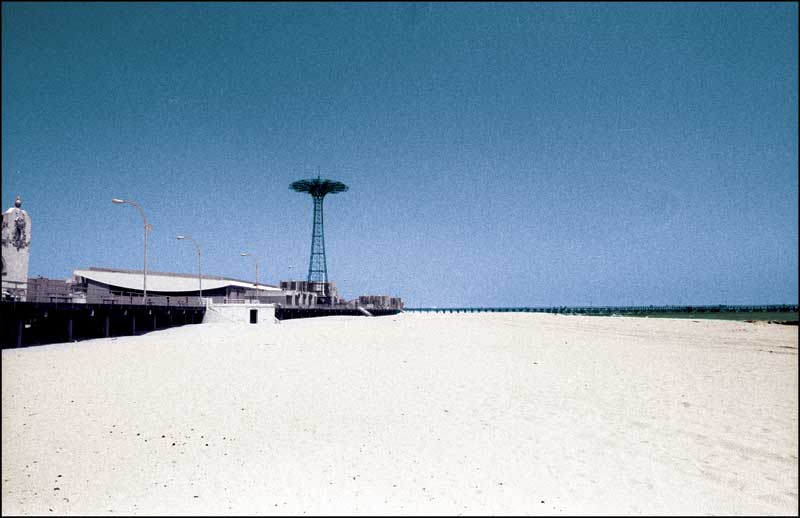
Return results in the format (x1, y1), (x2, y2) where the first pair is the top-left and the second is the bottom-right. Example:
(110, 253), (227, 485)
(290, 176), (348, 284)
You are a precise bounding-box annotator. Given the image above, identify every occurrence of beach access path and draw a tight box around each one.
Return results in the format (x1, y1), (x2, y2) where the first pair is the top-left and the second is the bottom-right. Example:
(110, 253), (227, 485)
(2, 313), (797, 515)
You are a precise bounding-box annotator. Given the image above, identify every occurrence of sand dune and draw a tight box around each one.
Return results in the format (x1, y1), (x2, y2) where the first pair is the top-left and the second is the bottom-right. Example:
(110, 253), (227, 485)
(2, 313), (797, 515)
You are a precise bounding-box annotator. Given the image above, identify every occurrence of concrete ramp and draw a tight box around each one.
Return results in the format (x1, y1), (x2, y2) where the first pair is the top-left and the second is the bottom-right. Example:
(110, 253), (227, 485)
(203, 304), (239, 323)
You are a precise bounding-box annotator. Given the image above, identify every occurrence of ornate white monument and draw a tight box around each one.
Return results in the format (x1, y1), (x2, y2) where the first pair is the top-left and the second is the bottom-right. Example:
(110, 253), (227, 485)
(1, 196), (32, 301)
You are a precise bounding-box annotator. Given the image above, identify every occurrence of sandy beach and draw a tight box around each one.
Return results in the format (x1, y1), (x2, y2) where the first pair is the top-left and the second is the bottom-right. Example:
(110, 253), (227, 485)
(2, 313), (797, 515)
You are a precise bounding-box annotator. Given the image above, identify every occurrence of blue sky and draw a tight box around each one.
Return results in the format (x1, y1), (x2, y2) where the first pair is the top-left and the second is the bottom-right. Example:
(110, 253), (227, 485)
(3, 2), (797, 307)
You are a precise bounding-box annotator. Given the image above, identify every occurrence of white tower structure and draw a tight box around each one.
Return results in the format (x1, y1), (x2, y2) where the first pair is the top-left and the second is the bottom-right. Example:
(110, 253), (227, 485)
(1, 196), (32, 301)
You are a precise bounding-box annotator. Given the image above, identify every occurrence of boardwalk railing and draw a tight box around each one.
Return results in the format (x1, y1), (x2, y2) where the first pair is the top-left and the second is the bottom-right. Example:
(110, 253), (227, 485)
(86, 292), (205, 307)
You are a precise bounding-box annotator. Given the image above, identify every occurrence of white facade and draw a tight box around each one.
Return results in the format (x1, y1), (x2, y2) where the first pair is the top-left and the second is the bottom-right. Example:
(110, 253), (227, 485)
(203, 302), (277, 325)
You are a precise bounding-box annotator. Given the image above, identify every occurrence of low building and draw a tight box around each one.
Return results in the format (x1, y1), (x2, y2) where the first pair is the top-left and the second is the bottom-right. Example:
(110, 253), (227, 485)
(27, 276), (77, 303)
(280, 280), (338, 305)
(356, 295), (404, 310)
(70, 267), (286, 306)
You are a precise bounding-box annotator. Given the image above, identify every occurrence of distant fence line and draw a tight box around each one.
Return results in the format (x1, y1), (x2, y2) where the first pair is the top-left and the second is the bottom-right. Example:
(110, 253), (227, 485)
(25, 291), (206, 307)
(404, 304), (799, 315)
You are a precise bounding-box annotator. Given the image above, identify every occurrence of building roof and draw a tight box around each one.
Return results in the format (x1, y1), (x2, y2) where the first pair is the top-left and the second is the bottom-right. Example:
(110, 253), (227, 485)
(73, 267), (282, 294)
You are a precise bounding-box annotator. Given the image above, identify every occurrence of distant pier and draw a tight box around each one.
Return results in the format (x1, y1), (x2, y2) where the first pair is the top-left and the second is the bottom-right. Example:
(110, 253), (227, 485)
(405, 304), (799, 322)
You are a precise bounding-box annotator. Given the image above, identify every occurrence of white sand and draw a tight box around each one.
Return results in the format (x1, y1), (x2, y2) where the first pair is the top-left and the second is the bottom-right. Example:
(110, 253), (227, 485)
(2, 313), (797, 515)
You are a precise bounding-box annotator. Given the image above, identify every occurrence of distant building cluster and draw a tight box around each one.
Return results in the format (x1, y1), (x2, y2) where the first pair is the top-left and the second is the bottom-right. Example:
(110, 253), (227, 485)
(2, 195), (403, 311)
(21, 268), (403, 311)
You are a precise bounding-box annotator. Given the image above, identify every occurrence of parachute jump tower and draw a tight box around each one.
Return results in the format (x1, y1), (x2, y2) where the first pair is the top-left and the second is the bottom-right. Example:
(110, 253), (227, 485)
(290, 175), (349, 287)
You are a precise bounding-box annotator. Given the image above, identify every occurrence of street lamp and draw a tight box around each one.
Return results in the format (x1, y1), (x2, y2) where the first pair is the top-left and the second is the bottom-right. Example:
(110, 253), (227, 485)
(176, 235), (202, 299)
(112, 198), (151, 302)
(240, 252), (260, 287)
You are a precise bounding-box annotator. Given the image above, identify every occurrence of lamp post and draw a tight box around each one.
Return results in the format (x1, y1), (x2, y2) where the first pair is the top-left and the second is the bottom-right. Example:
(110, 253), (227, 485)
(240, 252), (260, 287)
(176, 235), (202, 299)
(112, 198), (151, 302)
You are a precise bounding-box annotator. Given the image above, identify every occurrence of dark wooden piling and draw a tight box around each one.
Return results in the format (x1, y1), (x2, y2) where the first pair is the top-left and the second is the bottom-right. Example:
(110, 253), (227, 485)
(1, 302), (204, 349)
